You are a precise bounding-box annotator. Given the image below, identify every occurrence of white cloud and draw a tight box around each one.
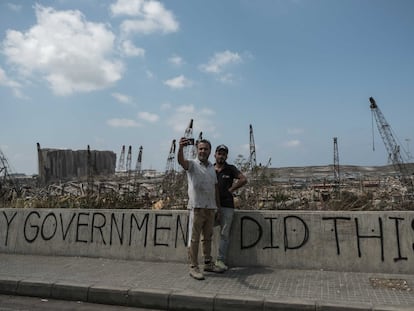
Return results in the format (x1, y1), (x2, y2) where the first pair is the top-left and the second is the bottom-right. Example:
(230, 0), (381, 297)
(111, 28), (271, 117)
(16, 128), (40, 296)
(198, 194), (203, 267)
(0, 66), (23, 97)
(167, 105), (216, 135)
(120, 40), (145, 57)
(111, 0), (179, 35)
(164, 75), (193, 89)
(112, 92), (132, 104)
(284, 140), (301, 147)
(107, 118), (141, 128)
(168, 55), (184, 66)
(217, 73), (236, 84)
(200, 50), (242, 74)
(110, 0), (143, 16)
(2, 5), (123, 96)
(138, 111), (159, 123)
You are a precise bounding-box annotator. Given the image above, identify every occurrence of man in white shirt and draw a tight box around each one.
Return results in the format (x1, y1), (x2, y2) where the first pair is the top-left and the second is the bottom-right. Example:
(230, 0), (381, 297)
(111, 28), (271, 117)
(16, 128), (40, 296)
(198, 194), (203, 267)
(178, 137), (223, 280)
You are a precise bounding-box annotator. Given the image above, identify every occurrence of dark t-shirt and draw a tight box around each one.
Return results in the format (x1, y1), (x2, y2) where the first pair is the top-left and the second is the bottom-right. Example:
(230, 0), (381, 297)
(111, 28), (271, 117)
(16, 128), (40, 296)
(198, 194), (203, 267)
(216, 162), (241, 208)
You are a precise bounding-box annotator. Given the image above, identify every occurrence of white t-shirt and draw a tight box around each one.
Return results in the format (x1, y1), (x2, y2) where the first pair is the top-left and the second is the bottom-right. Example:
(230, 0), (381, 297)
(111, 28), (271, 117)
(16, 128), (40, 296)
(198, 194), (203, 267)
(186, 158), (217, 210)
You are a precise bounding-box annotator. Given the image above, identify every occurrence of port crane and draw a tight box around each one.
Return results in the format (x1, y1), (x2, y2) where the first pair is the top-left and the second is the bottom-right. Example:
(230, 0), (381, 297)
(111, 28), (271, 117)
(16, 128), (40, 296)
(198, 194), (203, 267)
(126, 145), (132, 173)
(249, 124), (257, 170)
(118, 145), (126, 172)
(369, 97), (413, 192)
(135, 146), (143, 174)
(165, 140), (176, 173)
(183, 119), (195, 160)
(0, 148), (21, 198)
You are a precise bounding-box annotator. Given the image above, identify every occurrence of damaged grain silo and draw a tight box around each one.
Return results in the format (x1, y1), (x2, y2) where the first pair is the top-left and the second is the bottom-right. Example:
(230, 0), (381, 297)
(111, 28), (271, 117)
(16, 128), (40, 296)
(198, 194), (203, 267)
(37, 143), (116, 184)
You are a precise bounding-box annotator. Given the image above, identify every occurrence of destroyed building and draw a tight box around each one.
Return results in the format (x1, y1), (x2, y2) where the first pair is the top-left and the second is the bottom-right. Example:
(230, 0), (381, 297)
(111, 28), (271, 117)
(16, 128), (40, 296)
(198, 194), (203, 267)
(37, 144), (116, 184)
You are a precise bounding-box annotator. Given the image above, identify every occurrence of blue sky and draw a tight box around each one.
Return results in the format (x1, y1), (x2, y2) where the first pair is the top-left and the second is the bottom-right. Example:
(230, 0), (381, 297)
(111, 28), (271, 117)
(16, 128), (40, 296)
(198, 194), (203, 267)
(1, 0), (414, 175)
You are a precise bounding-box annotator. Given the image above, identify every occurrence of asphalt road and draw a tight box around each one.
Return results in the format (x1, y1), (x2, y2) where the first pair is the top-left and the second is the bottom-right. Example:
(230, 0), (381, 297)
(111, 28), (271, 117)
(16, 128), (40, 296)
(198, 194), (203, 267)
(0, 294), (160, 311)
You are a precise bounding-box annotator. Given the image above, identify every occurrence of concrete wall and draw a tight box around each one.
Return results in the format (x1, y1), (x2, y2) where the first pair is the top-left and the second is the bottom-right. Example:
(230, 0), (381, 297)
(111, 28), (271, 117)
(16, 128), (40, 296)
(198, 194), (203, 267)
(0, 208), (413, 274)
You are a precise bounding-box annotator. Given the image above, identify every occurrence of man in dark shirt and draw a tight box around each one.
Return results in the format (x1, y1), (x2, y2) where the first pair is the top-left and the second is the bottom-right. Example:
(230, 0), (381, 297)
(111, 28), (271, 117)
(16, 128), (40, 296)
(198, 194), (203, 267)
(214, 144), (247, 270)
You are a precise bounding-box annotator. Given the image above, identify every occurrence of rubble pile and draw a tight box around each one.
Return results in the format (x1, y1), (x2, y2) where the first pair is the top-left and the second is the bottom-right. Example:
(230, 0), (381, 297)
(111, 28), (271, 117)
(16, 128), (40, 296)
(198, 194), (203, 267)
(1, 165), (413, 210)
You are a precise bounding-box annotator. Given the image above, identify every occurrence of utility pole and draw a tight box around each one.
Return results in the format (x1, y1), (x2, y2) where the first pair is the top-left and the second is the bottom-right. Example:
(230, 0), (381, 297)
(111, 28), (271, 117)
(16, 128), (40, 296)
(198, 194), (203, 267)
(333, 137), (340, 193)
(86, 145), (94, 198)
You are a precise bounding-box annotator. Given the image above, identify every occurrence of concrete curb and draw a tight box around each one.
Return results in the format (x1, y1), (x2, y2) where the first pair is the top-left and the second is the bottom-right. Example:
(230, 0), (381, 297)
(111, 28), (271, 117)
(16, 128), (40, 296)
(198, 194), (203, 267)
(169, 290), (215, 311)
(0, 277), (410, 311)
(51, 281), (89, 302)
(0, 277), (18, 295)
(128, 288), (171, 310)
(17, 279), (52, 298)
(264, 297), (316, 310)
(214, 294), (264, 311)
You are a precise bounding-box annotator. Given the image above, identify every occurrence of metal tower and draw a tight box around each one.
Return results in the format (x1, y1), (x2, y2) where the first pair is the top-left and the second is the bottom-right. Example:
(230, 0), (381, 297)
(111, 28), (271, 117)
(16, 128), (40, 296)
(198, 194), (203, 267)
(333, 137), (340, 191)
(86, 145), (95, 196)
(118, 145), (126, 172)
(249, 124), (257, 170)
(196, 132), (203, 144)
(369, 97), (413, 191)
(135, 146), (143, 174)
(165, 139), (176, 173)
(126, 145), (132, 173)
(192, 131), (203, 158)
(183, 119), (195, 159)
(0, 148), (20, 194)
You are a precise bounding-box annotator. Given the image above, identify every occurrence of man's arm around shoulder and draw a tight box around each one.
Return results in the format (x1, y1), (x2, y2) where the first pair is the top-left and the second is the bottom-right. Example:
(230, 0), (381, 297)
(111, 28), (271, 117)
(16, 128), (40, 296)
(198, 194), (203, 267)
(229, 170), (247, 193)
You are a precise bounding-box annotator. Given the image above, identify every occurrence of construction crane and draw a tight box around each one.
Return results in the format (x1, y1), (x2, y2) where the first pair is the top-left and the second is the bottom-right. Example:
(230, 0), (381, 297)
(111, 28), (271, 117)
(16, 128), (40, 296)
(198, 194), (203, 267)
(333, 137), (340, 191)
(135, 146), (143, 174)
(0, 148), (21, 198)
(369, 97), (413, 192)
(165, 140), (176, 173)
(126, 145), (132, 173)
(132, 146), (143, 193)
(196, 131), (203, 144)
(183, 119), (195, 160)
(192, 131), (203, 158)
(118, 145), (126, 172)
(249, 124), (257, 170)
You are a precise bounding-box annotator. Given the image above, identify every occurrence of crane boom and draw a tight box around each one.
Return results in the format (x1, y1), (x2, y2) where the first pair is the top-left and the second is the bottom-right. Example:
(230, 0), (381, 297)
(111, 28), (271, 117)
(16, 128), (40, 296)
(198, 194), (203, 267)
(183, 119), (195, 160)
(165, 140), (176, 173)
(135, 146), (143, 173)
(0, 148), (21, 197)
(249, 124), (257, 170)
(369, 97), (412, 191)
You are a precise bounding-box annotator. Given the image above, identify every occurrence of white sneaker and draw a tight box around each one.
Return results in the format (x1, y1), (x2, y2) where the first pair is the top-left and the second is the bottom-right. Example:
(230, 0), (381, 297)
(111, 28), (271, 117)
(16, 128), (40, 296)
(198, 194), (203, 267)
(204, 261), (225, 273)
(189, 266), (205, 280)
(215, 260), (228, 271)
